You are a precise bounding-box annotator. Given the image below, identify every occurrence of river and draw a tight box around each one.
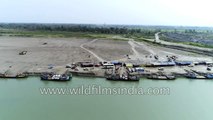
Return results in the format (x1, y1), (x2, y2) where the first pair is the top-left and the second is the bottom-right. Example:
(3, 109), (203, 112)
(0, 77), (213, 120)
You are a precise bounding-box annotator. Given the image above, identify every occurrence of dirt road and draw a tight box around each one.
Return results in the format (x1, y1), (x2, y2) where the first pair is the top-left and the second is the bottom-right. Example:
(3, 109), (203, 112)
(80, 39), (105, 62)
(128, 40), (141, 59)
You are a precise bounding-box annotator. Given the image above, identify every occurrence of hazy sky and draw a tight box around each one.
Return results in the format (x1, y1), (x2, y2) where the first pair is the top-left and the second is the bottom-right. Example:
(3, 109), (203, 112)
(0, 0), (212, 26)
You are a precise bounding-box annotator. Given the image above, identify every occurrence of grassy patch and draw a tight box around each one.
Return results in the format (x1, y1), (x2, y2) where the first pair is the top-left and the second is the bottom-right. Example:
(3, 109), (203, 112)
(0, 29), (119, 39)
(159, 33), (213, 49)
(0, 29), (142, 41)
(183, 42), (213, 48)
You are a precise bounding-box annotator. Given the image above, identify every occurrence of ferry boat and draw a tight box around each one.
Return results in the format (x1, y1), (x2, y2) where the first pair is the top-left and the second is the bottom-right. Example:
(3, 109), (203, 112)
(41, 73), (71, 81)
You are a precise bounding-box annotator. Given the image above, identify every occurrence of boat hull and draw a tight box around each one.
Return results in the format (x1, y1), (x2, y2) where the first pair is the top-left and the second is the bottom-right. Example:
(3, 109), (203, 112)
(106, 75), (140, 81)
(147, 75), (176, 80)
(41, 73), (72, 81)
(0, 74), (28, 79)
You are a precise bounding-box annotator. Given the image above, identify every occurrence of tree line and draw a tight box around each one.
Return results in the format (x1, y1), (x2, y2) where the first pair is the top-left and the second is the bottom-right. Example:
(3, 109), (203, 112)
(0, 23), (157, 36)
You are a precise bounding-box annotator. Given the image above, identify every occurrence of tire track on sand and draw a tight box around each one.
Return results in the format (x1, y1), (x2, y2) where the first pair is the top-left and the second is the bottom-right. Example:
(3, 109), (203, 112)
(80, 39), (105, 62)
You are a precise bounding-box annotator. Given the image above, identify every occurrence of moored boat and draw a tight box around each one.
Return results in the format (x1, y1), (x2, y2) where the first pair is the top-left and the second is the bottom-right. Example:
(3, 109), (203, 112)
(185, 73), (208, 79)
(41, 73), (71, 81)
(205, 74), (213, 79)
(128, 75), (140, 81)
(0, 73), (28, 78)
(147, 74), (176, 80)
(106, 74), (139, 81)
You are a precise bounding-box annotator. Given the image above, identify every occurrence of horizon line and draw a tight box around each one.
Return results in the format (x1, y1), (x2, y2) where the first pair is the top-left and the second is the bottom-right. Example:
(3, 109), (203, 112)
(0, 22), (213, 28)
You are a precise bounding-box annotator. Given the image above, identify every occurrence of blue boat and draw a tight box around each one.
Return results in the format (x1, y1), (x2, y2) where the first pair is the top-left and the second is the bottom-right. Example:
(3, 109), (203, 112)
(185, 73), (197, 79)
(186, 73), (212, 79)
(205, 74), (213, 79)
(175, 61), (192, 66)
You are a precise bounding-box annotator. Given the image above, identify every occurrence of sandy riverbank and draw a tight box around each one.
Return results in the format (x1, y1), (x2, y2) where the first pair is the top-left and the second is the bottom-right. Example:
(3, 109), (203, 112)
(0, 36), (212, 76)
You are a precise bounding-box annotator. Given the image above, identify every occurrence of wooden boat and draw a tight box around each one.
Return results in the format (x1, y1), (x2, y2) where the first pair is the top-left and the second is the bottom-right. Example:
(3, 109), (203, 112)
(128, 75), (140, 81)
(147, 74), (176, 80)
(106, 74), (140, 81)
(185, 73), (207, 79)
(186, 73), (213, 79)
(205, 74), (213, 79)
(0, 73), (28, 78)
(41, 73), (72, 81)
